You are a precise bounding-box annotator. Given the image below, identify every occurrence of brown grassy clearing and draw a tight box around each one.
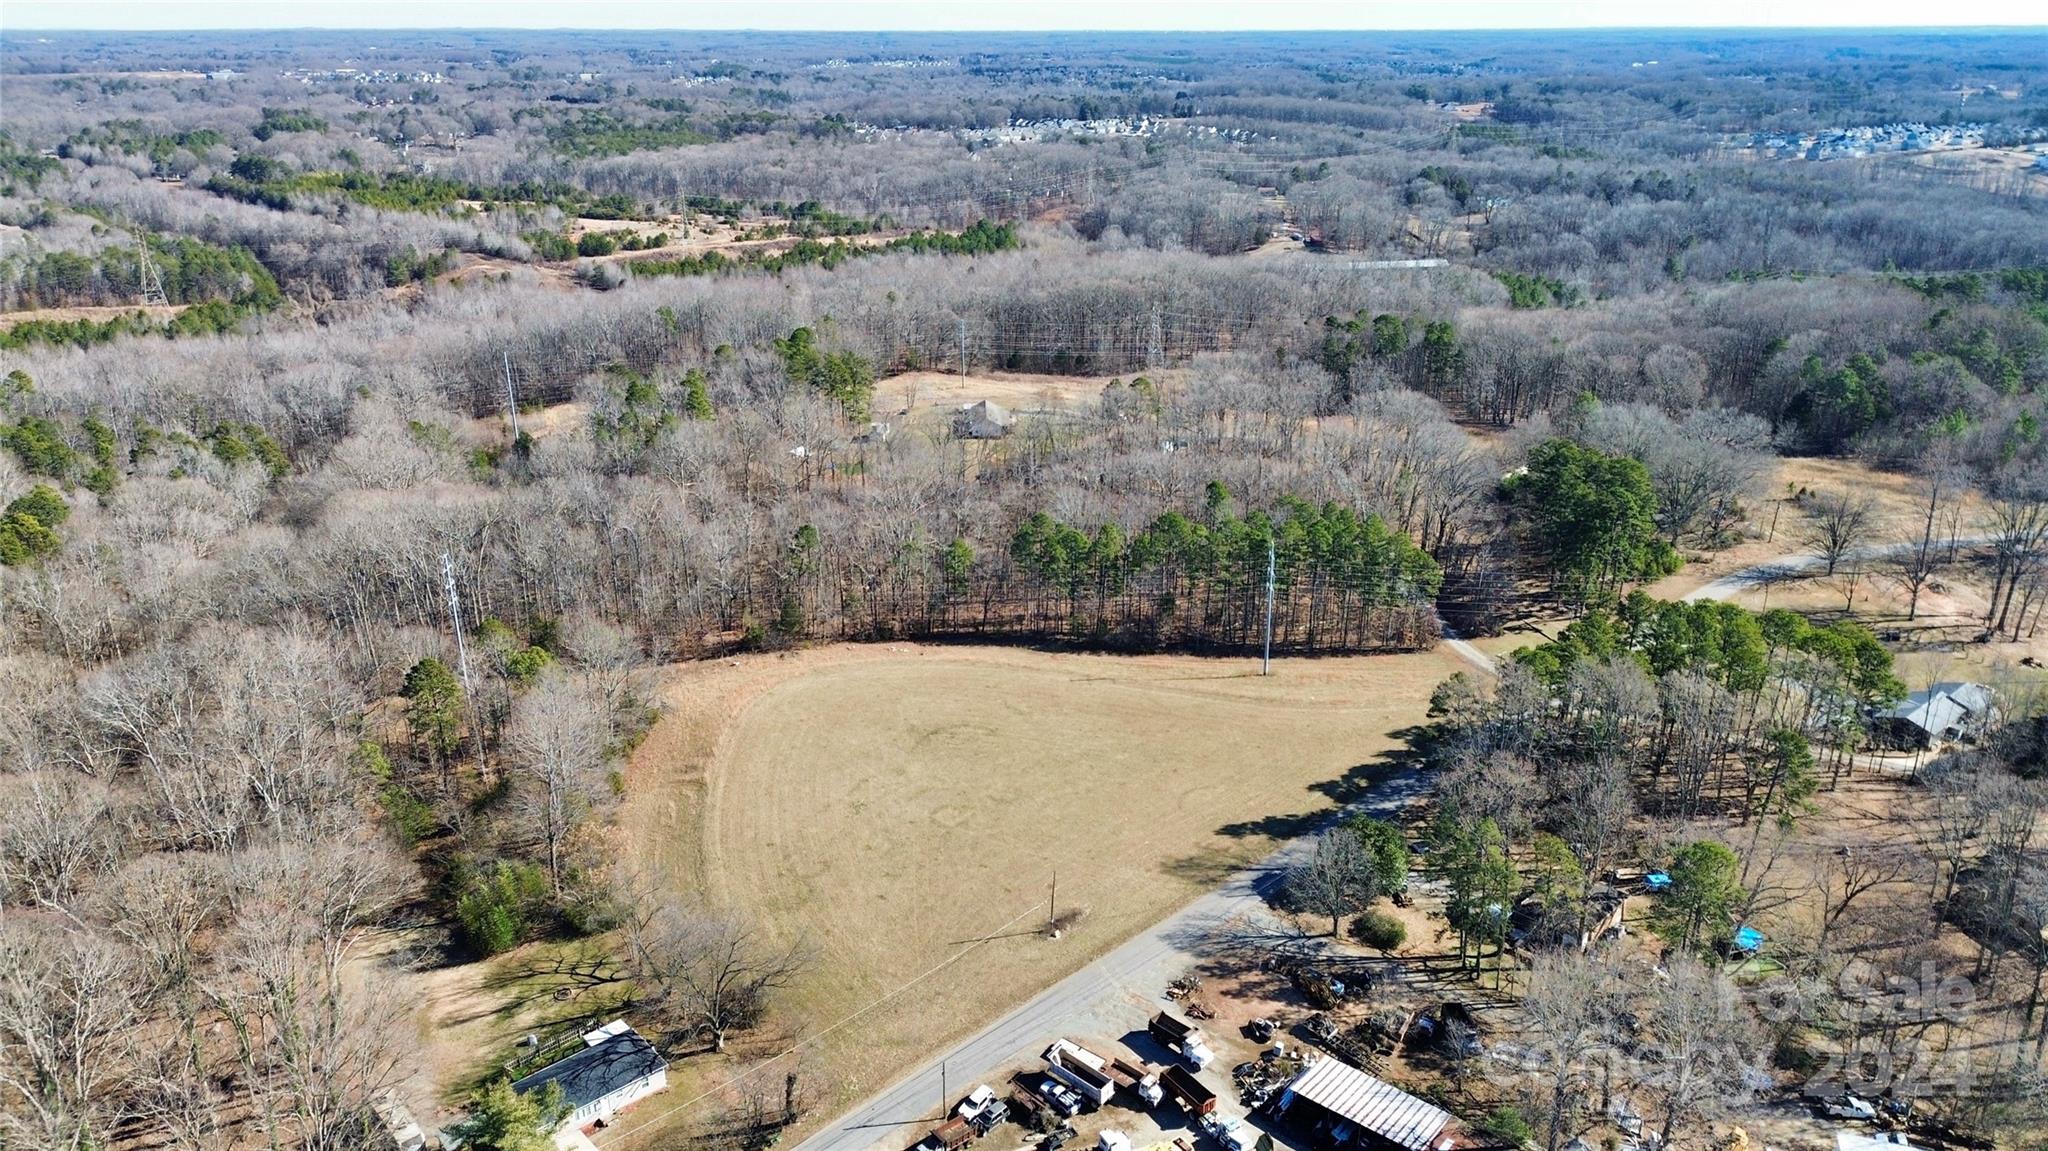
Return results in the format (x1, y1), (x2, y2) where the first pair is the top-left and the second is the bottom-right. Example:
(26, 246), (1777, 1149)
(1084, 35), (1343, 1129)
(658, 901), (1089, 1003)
(611, 641), (1469, 1146)
(0, 303), (188, 327)
(875, 369), (1164, 421)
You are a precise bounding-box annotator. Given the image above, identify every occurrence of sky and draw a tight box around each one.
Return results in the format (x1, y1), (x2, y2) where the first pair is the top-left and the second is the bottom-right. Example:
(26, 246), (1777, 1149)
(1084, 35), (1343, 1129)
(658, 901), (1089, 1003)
(2, 0), (2044, 32)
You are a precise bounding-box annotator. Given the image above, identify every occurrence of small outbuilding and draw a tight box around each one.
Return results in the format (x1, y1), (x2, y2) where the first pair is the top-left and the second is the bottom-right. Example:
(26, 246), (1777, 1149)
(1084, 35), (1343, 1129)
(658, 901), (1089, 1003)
(511, 1019), (668, 1133)
(952, 400), (1016, 440)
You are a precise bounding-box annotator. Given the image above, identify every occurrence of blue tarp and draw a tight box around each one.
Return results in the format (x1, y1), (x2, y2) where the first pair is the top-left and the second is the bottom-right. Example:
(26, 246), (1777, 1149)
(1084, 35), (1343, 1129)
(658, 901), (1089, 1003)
(1733, 926), (1766, 953)
(1645, 872), (1672, 891)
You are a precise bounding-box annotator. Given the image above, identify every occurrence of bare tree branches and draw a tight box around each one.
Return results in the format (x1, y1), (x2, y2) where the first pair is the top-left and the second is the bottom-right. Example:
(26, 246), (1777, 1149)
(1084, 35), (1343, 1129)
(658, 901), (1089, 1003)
(624, 898), (809, 1053)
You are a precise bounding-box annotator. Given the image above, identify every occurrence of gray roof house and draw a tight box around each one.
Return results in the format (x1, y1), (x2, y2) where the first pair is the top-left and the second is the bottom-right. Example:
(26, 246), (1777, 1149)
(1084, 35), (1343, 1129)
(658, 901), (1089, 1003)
(952, 400), (1016, 440)
(512, 1019), (668, 1133)
(1872, 682), (1997, 750)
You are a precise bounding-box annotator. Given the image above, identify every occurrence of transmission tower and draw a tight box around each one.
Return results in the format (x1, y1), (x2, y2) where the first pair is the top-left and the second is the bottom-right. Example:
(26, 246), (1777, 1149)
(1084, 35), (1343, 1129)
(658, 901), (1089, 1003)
(137, 245), (169, 307)
(1145, 305), (1164, 372)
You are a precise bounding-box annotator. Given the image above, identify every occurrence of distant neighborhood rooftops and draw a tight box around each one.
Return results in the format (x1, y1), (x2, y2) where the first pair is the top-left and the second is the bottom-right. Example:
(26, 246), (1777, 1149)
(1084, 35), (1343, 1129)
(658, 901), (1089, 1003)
(511, 1019), (666, 1114)
(1278, 1056), (1458, 1151)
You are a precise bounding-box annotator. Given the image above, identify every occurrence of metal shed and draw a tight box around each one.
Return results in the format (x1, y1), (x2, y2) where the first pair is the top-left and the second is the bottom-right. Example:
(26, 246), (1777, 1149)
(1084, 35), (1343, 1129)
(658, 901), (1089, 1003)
(1275, 1057), (1456, 1151)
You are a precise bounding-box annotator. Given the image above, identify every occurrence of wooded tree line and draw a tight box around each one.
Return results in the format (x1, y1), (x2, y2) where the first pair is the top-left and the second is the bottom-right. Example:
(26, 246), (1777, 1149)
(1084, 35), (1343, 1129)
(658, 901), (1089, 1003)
(1426, 604), (2048, 1143)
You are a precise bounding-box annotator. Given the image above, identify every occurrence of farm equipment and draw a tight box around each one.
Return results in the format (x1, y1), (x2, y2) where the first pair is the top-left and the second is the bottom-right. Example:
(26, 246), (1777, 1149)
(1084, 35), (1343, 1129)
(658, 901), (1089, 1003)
(1277, 957), (1377, 1009)
(1150, 1013), (1217, 1070)
(1045, 1040), (1117, 1107)
(1160, 1065), (1217, 1117)
(1295, 1012), (1398, 1074)
(1230, 1055), (1301, 1111)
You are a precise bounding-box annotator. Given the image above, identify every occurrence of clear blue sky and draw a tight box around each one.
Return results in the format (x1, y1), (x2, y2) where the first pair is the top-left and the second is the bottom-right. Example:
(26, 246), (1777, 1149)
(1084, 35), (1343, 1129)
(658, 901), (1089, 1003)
(2, 0), (2043, 31)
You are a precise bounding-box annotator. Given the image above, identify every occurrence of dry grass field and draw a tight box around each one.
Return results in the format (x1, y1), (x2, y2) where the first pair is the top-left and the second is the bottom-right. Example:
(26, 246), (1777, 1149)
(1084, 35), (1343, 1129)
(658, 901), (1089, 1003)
(613, 641), (1468, 1142)
(874, 368), (1163, 421)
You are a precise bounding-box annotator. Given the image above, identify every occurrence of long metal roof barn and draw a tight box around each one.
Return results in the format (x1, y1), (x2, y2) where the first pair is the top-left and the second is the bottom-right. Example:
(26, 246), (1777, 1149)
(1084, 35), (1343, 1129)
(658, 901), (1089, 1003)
(1280, 1057), (1454, 1151)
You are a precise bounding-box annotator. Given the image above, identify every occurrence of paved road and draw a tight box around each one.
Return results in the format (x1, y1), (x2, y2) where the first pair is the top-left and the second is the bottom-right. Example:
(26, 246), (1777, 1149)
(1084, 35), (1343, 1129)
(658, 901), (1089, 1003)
(787, 767), (1436, 1151)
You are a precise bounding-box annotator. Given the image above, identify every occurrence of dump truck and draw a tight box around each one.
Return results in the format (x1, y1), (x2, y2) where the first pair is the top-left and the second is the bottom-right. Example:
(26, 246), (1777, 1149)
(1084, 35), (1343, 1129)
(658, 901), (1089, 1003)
(1112, 1058), (1164, 1108)
(1149, 1013), (1216, 1070)
(1160, 1065), (1217, 1117)
(1045, 1040), (1117, 1108)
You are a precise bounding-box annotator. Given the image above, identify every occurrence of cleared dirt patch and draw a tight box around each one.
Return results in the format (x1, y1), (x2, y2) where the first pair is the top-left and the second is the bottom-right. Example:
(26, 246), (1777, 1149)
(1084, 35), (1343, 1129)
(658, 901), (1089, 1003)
(615, 642), (1466, 1145)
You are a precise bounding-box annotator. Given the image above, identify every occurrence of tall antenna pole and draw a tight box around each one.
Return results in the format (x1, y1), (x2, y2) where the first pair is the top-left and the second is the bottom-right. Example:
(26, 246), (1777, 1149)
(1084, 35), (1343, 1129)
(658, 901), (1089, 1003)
(502, 351), (522, 439)
(1262, 539), (1276, 676)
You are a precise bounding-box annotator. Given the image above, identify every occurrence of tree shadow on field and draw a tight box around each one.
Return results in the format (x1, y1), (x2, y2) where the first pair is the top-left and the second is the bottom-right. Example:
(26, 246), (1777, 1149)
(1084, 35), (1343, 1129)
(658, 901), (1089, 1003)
(1161, 846), (1258, 887)
(1213, 727), (1432, 842)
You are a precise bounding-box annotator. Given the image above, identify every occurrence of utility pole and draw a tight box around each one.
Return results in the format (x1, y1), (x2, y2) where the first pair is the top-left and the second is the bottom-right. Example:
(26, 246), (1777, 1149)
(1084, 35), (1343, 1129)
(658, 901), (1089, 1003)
(1047, 872), (1058, 937)
(1146, 304), (1164, 372)
(502, 350), (522, 439)
(443, 550), (489, 770)
(1262, 539), (1276, 676)
(957, 316), (969, 379)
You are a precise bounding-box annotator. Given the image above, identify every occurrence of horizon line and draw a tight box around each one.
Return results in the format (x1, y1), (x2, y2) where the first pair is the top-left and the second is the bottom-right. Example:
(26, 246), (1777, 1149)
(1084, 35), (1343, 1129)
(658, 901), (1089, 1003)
(7, 22), (2048, 33)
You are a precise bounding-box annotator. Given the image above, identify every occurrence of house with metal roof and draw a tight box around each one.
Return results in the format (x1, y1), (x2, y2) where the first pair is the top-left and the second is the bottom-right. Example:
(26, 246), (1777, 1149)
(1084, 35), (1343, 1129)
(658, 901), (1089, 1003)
(512, 1019), (668, 1133)
(1871, 682), (1996, 750)
(1272, 1056), (1467, 1151)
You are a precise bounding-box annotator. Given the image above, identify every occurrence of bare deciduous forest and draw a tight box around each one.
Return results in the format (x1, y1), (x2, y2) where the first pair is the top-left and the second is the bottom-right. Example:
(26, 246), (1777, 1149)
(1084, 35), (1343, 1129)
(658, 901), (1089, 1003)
(2, 23), (2047, 1151)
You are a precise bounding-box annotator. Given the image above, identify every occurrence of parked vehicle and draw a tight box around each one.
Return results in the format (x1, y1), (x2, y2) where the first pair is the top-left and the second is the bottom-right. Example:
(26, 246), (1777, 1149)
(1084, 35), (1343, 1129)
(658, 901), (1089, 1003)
(1035, 1076), (1084, 1118)
(1149, 1012), (1217, 1070)
(1200, 1111), (1257, 1151)
(1112, 1058), (1165, 1108)
(1045, 1040), (1117, 1107)
(956, 1085), (1008, 1134)
(1160, 1065), (1217, 1117)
